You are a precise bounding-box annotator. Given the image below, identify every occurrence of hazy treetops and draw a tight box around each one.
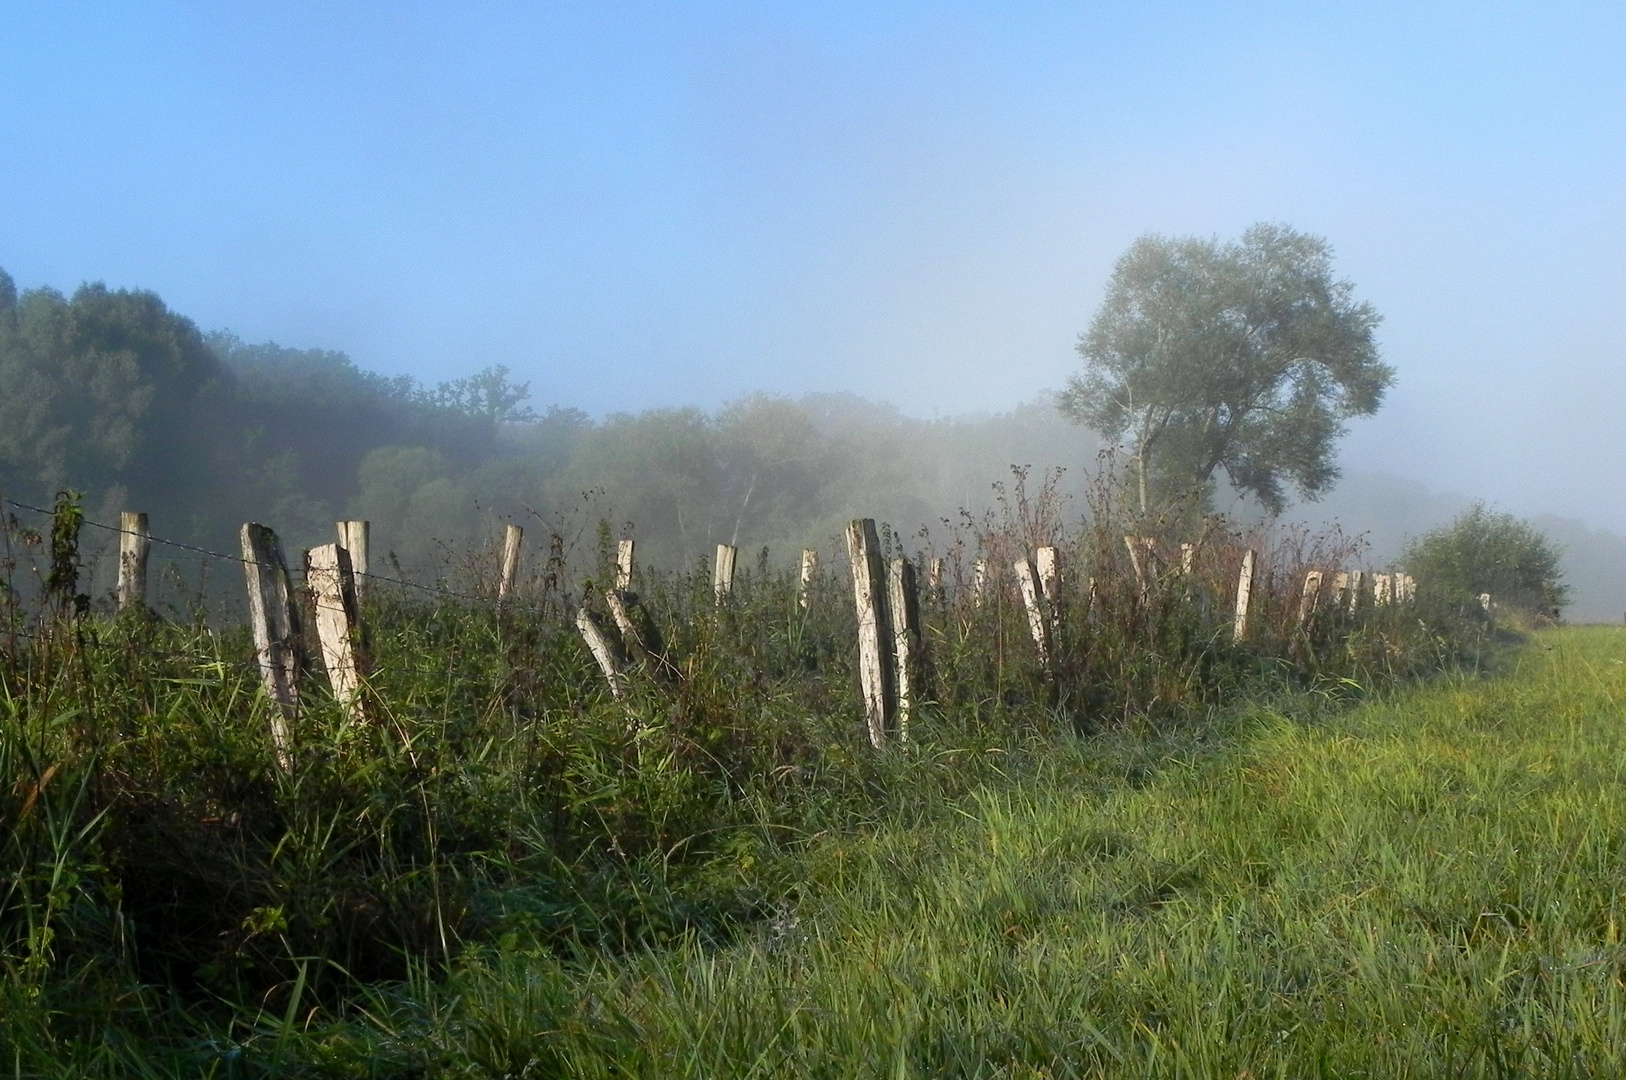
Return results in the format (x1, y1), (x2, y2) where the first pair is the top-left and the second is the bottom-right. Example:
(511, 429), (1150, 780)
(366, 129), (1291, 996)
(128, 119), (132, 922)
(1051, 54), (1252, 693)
(1060, 223), (1393, 518)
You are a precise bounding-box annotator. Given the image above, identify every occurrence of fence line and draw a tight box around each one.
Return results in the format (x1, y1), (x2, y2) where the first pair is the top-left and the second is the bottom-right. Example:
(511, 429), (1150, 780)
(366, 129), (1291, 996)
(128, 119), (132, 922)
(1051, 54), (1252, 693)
(1, 497), (525, 609)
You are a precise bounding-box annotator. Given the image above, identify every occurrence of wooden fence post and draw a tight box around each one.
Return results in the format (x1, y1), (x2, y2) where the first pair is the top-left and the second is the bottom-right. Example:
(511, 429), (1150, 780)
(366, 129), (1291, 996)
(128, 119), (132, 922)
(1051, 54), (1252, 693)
(799, 548), (818, 609)
(606, 588), (676, 680)
(1347, 571), (1365, 613)
(1397, 573), (1416, 603)
(1373, 573), (1393, 607)
(117, 511), (149, 612)
(887, 557), (922, 742)
(498, 523), (523, 601)
(1298, 570), (1324, 624)
(576, 608), (626, 698)
(336, 520), (370, 597)
(616, 539), (636, 591)
(927, 557), (945, 599)
(241, 523), (301, 769)
(307, 543), (366, 723)
(1180, 543), (1196, 576)
(1125, 536), (1157, 590)
(1035, 545), (1062, 641)
(714, 543), (738, 603)
(971, 558), (988, 606)
(1232, 549), (1256, 642)
(845, 519), (894, 748)
(1014, 556), (1052, 668)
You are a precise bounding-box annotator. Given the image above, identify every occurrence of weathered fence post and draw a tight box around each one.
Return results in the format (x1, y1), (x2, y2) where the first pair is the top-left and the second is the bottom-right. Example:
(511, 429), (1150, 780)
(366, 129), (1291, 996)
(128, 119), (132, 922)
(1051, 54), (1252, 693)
(1035, 545), (1062, 641)
(241, 523), (301, 768)
(615, 539), (636, 591)
(1232, 549), (1256, 642)
(1180, 542), (1197, 576)
(1397, 573), (1416, 603)
(117, 511), (149, 612)
(336, 520), (370, 597)
(606, 588), (675, 680)
(576, 608), (626, 698)
(1347, 571), (1365, 613)
(927, 557), (945, 599)
(1298, 570), (1324, 624)
(1014, 556), (1052, 668)
(887, 558), (922, 742)
(845, 519), (894, 748)
(799, 548), (818, 609)
(498, 523), (523, 601)
(1373, 573), (1393, 607)
(972, 558), (989, 606)
(1035, 547), (1060, 606)
(714, 543), (738, 603)
(307, 543), (366, 723)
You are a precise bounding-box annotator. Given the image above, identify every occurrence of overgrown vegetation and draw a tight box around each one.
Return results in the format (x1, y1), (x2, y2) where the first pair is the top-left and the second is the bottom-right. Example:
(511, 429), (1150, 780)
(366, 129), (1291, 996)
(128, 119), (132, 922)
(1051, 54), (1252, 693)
(0, 474), (1485, 1074)
(1405, 501), (1570, 621)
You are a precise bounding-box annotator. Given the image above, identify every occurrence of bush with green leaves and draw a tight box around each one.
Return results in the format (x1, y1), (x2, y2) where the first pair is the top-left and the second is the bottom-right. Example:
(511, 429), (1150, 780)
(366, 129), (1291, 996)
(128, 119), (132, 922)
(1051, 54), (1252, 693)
(1403, 502), (1568, 617)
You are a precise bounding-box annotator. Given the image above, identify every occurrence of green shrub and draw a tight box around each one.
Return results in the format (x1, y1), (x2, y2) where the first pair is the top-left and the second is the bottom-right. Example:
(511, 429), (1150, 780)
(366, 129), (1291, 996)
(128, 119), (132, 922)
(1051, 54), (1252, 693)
(1403, 503), (1569, 617)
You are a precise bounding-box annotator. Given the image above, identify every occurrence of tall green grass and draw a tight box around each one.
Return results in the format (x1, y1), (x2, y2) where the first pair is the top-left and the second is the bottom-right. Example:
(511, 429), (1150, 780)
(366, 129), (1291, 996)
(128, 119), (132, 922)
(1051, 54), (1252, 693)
(1, 487), (1498, 1076)
(286, 627), (1626, 1078)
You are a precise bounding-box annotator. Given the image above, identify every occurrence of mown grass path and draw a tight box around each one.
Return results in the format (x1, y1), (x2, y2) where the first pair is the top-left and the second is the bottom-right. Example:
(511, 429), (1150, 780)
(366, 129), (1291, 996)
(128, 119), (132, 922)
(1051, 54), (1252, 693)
(338, 626), (1626, 1078)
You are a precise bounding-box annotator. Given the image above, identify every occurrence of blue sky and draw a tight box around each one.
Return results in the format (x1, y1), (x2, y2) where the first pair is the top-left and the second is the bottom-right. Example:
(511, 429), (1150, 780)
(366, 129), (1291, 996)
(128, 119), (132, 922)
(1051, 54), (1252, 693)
(2, 2), (1623, 525)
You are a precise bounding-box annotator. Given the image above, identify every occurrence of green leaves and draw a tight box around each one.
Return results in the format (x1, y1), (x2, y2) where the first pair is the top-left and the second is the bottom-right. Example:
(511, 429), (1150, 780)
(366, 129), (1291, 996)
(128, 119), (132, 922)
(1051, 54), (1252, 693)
(1061, 223), (1393, 517)
(1404, 503), (1570, 616)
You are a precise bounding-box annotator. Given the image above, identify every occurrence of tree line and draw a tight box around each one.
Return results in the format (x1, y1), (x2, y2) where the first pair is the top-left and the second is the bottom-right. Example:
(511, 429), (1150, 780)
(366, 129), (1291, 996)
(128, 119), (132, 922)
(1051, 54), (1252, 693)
(0, 266), (1103, 587)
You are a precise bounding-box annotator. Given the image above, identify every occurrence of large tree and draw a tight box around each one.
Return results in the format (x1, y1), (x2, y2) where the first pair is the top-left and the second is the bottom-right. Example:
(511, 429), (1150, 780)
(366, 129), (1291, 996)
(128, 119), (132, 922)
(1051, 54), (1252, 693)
(1059, 223), (1392, 517)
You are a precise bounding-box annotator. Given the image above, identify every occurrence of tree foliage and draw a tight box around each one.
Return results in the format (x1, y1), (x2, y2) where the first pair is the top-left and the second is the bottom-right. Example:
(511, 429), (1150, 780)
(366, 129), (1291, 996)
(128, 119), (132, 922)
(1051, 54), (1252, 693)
(1060, 223), (1392, 517)
(1403, 503), (1569, 616)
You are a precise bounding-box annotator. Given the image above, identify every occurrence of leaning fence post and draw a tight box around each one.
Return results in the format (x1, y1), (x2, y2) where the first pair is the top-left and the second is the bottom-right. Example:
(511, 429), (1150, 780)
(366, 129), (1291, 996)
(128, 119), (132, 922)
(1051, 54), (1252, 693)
(241, 523), (301, 768)
(714, 544), (738, 603)
(1298, 570), (1324, 624)
(307, 543), (367, 724)
(576, 608), (626, 698)
(799, 548), (818, 609)
(1014, 556), (1052, 668)
(616, 539), (636, 591)
(845, 519), (894, 748)
(606, 588), (677, 681)
(887, 557), (922, 742)
(336, 520), (370, 597)
(1232, 549), (1256, 642)
(117, 511), (149, 612)
(498, 523), (524, 601)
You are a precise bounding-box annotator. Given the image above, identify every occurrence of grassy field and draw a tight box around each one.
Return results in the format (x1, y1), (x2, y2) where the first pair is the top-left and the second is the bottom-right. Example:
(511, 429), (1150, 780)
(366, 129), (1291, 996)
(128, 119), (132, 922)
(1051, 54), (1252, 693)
(274, 625), (1626, 1078)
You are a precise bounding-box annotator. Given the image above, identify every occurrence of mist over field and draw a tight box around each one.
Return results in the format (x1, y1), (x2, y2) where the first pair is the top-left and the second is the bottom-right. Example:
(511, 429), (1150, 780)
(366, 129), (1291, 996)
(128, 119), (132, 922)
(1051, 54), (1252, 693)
(1, 273), (1620, 621)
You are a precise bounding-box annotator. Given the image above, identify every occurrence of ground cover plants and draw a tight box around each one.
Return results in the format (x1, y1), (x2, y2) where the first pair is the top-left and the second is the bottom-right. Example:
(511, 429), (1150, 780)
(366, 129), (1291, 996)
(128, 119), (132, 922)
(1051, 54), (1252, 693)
(1, 478), (1510, 1076)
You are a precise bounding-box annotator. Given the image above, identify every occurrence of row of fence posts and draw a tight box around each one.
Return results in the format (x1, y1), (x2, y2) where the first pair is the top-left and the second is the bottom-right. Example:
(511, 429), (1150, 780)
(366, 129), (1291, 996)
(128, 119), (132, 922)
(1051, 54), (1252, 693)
(101, 511), (1433, 765)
